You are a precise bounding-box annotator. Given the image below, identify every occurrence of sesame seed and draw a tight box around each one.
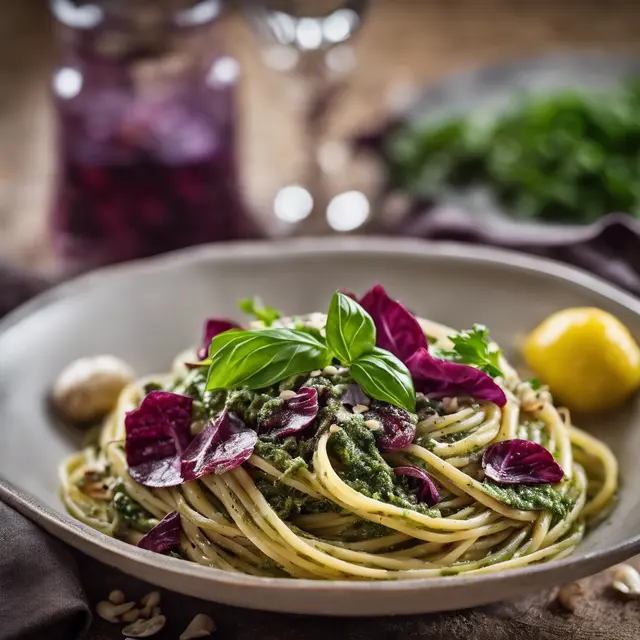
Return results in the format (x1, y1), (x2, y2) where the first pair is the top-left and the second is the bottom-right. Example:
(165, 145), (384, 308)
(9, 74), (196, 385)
(322, 365), (339, 376)
(352, 404), (369, 414)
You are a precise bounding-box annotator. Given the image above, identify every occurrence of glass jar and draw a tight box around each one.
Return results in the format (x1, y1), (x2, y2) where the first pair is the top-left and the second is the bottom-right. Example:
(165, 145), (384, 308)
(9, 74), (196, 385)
(50, 0), (260, 269)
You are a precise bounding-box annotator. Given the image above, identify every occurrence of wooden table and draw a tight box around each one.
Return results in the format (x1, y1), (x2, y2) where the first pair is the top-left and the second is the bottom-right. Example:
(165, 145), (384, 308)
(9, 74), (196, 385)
(1, 0), (640, 271)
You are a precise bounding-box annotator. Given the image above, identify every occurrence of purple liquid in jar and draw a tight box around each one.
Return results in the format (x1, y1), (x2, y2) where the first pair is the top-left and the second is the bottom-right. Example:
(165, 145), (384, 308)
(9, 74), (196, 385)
(50, 0), (259, 268)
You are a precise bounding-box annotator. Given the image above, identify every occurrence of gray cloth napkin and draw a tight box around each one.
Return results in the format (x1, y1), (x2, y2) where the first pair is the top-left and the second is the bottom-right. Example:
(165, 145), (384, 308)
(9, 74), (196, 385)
(0, 501), (91, 640)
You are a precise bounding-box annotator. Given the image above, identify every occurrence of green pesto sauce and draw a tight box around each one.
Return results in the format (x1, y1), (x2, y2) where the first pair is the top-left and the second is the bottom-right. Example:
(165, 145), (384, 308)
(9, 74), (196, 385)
(167, 366), (437, 518)
(342, 520), (391, 541)
(112, 484), (157, 534)
(483, 480), (574, 519)
(328, 407), (437, 517)
(252, 470), (337, 519)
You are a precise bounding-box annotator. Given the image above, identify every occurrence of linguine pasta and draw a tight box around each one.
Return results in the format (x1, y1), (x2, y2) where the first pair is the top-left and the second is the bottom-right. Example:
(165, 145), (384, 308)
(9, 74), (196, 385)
(59, 313), (617, 580)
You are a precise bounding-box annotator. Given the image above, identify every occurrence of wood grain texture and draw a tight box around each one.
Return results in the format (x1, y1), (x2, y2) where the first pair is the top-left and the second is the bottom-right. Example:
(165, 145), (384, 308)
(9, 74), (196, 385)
(0, 0), (639, 270)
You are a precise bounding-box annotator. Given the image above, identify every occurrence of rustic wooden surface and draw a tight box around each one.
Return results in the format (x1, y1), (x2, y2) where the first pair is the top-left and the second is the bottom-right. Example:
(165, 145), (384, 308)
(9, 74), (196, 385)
(1, 0), (640, 271)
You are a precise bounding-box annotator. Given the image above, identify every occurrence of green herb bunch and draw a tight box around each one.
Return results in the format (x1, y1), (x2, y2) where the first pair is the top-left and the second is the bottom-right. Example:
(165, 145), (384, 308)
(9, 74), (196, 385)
(387, 81), (640, 224)
(204, 293), (416, 413)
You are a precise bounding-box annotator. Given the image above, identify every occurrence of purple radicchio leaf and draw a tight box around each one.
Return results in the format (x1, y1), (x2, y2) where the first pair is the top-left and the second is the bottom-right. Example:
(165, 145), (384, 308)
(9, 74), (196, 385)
(125, 391), (193, 487)
(137, 510), (182, 554)
(196, 318), (241, 360)
(358, 284), (427, 363)
(338, 383), (370, 407)
(405, 348), (507, 407)
(393, 466), (440, 506)
(373, 402), (416, 451)
(180, 410), (257, 480)
(262, 387), (319, 439)
(482, 439), (564, 485)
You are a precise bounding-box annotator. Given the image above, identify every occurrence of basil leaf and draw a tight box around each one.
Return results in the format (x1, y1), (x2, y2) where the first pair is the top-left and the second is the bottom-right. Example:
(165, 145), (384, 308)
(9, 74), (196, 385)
(206, 329), (330, 391)
(351, 348), (416, 413)
(325, 292), (375, 364)
(238, 296), (282, 327)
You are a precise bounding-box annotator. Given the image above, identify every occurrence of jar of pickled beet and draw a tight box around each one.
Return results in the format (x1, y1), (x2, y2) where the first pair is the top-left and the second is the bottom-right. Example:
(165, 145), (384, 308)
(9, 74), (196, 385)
(50, 0), (260, 269)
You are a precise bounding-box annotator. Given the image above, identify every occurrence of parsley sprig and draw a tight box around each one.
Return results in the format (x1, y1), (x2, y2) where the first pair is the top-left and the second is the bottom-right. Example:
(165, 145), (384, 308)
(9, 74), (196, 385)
(435, 324), (504, 378)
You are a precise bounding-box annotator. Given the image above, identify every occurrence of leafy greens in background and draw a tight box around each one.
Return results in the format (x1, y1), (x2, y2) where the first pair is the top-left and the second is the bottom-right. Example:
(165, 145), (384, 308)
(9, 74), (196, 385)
(387, 81), (640, 224)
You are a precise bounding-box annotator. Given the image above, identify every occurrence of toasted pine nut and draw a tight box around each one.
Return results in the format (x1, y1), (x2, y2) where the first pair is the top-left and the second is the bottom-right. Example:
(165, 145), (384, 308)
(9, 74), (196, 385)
(121, 608), (141, 623)
(322, 365), (338, 376)
(279, 390), (297, 400)
(612, 564), (640, 596)
(179, 613), (216, 639)
(556, 581), (584, 612)
(96, 600), (135, 623)
(108, 589), (125, 605)
(122, 614), (166, 637)
(352, 404), (369, 414)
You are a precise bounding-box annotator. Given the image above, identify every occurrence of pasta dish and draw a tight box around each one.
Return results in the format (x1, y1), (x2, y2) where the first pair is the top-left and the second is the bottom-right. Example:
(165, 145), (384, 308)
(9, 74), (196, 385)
(60, 285), (617, 580)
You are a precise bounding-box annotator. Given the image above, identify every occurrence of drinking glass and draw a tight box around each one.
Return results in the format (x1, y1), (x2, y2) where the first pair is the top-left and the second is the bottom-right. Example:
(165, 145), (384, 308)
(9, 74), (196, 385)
(243, 0), (371, 235)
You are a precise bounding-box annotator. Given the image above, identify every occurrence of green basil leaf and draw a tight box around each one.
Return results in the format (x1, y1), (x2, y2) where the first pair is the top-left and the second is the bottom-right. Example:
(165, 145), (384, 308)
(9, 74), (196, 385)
(350, 348), (416, 413)
(238, 296), (282, 327)
(325, 292), (375, 364)
(206, 328), (330, 391)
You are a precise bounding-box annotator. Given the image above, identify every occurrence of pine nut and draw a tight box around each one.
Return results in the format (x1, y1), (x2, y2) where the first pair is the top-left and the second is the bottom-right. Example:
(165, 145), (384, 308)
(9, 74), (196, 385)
(556, 581), (584, 611)
(329, 424), (340, 434)
(121, 608), (141, 623)
(96, 600), (135, 623)
(322, 365), (338, 376)
(179, 613), (216, 639)
(139, 591), (161, 618)
(612, 564), (640, 595)
(310, 370), (322, 377)
(108, 590), (125, 605)
(352, 404), (369, 414)
(364, 419), (381, 431)
(279, 390), (297, 400)
(122, 614), (166, 637)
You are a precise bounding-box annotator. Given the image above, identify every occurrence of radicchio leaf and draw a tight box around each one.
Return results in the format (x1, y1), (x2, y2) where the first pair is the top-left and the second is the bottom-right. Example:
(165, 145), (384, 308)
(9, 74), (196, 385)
(137, 510), (182, 554)
(482, 439), (564, 485)
(405, 348), (507, 407)
(338, 383), (370, 407)
(261, 387), (319, 439)
(181, 410), (257, 480)
(197, 318), (240, 360)
(359, 284), (427, 363)
(393, 466), (440, 506)
(125, 392), (193, 487)
(373, 402), (416, 451)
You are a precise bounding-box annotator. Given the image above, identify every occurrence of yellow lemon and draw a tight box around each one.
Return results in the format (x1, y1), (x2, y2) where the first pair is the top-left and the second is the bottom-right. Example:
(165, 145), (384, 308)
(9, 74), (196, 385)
(523, 307), (640, 413)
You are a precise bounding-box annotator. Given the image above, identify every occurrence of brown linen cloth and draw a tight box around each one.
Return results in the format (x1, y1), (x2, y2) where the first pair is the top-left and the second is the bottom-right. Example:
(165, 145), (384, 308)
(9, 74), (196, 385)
(1, 242), (640, 639)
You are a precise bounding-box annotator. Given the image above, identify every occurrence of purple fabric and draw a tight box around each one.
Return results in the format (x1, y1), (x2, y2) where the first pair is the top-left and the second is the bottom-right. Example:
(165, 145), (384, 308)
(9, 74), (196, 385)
(393, 208), (640, 297)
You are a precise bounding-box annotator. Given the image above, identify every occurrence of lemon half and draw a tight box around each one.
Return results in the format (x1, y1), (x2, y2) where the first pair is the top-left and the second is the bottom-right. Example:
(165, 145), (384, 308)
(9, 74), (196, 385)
(523, 307), (640, 413)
